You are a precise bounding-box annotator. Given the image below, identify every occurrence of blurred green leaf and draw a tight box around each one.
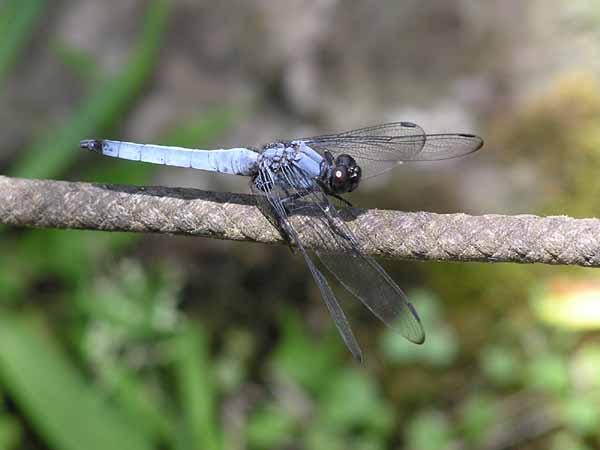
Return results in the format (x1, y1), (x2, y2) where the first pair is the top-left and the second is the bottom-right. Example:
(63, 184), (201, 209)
(272, 310), (341, 393)
(53, 42), (99, 81)
(561, 396), (600, 436)
(170, 325), (221, 450)
(480, 345), (521, 386)
(572, 343), (600, 390)
(0, 0), (45, 84)
(320, 369), (394, 434)
(0, 239), (27, 302)
(215, 328), (255, 393)
(304, 426), (345, 450)
(246, 404), (296, 449)
(349, 435), (387, 450)
(525, 353), (569, 394)
(381, 291), (459, 367)
(460, 393), (499, 445)
(72, 263), (183, 447)
(158, 108), (240, 149)
(6, 229), (135, 290)
(10, 0), (169, 179)
(77, 260), (179, 339)
(405, 410), (453, 450)
(98, 364), (174, 445)
(550, 431), (593, 450)
(0, 413), (22, 450)
(19, 229), (105, 281)
(0, 314), (153, 450)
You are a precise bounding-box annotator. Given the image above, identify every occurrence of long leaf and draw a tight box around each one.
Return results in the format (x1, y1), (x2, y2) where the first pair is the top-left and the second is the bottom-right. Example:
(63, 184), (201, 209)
(10, 0), (170, 179)
(0, 314), (154, 450)
(171, 325), (222, 450)
(0, 0), (45, 84)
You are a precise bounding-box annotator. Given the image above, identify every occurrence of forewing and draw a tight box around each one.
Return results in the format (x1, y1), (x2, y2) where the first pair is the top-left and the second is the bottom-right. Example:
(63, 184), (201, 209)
(274, 162), (426, 345)
(250, 170), (364, 362)
(297, 122), (482, 178)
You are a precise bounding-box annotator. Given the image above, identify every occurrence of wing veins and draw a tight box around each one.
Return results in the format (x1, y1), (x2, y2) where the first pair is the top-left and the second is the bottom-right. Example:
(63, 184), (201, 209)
(278, 163), (425, 344)
(251, 166), (364, 362)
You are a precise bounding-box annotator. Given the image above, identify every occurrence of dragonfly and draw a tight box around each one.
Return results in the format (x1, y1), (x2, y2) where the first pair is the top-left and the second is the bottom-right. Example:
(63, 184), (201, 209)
(81, 122), (483, 362)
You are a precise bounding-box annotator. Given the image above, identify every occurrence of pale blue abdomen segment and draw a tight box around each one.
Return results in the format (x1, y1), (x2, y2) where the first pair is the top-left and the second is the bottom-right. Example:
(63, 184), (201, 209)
(80, 140), (258, 176)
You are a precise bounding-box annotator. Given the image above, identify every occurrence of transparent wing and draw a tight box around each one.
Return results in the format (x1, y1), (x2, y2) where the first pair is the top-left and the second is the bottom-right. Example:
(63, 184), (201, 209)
(250, 169), (364, 362)
(259, 161), (425, 347)
(297, 122), (483, 178)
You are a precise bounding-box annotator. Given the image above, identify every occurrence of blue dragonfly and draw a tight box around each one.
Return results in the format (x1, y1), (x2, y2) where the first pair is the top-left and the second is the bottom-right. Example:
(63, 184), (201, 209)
(81, 122), (483, 362)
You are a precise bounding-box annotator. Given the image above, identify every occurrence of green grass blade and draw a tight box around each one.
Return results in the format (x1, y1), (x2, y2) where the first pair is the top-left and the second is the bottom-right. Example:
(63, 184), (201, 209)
(10, 0), (170, 179)
(158, 109), (240, 148)
(53, 42), (100, 81)
(171, 325), (222, 450)
(0, 0), (46, 84)
(98, 364), (175, 445)
(0, 314), (154, 450)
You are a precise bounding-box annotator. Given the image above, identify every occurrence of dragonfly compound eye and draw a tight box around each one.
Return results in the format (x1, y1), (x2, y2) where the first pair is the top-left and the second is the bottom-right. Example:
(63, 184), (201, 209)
(330, 154), (361, 193)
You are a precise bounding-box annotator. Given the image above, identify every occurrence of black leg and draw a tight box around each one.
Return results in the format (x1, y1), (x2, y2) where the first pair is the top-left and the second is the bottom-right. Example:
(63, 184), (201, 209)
(329, 193), (353, 208)
(315, 179), (353, 207)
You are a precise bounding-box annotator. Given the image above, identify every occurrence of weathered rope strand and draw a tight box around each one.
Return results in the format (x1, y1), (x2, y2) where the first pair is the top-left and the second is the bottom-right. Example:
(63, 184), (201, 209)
(1, 175), (599, 267)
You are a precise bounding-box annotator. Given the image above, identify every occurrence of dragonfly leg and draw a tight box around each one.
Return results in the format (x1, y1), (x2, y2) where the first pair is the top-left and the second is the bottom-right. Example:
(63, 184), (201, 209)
(329, 193), (353, 208)
(315, 179), (353, 207)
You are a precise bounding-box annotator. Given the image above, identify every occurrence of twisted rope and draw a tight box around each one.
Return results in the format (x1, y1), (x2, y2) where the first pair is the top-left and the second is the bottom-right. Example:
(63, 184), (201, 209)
(1, 175), (599, 267)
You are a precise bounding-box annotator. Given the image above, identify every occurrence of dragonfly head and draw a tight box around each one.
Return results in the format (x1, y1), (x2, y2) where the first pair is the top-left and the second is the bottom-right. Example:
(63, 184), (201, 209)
(327, 153), (362, 194)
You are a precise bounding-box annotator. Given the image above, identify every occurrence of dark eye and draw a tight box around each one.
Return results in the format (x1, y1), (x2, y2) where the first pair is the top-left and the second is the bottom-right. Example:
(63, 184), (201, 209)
(327, 153), (362, 194)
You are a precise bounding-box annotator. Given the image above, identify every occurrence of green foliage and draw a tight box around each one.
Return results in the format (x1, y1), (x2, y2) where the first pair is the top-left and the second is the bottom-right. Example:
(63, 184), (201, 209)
(459, 393), (499, 446)
(10, 0), (170, 179)
(479, 344), (521, 386)
(0, 0), (45, 84)
(0, 411), (22, 450)
(0, 314), (154, 450)
(320, 369), (395, 433)
(405, 410), (452, 450)
(525, 352), (569, 395)
(246, 405), (297, 449)
(550, 431), (593, 450)
(271, 311), (343, 392)
(246, 310), (398, 450)
(380, 290), (459, 367)
(214, 328), (256, 393)
(561, 396), (600, 436)
(52, 43), (100, 82)
(170, 326), (222, 450)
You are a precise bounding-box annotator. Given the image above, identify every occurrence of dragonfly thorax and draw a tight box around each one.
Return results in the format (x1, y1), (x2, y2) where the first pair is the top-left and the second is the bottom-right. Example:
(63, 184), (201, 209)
(320, 153), (362, 194)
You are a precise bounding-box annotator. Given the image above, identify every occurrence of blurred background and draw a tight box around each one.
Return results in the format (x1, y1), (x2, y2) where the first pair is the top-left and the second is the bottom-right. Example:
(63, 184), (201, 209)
(2, 1), (600, 449)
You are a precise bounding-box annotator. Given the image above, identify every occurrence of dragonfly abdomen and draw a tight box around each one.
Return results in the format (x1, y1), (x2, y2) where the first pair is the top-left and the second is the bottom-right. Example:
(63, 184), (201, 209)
(80, 140), (258, 176)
